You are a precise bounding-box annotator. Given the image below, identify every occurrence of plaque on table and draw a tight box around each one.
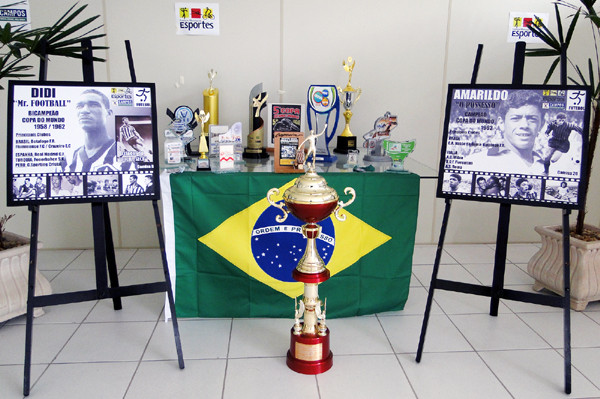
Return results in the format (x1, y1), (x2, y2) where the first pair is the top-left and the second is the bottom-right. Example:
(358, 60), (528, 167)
(363, 111), (397, 162)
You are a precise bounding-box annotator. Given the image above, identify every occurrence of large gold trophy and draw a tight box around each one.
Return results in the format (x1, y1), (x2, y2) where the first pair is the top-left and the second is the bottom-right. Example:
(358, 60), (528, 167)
(334, 57), (362, 154)
(267, 127), (356, 374)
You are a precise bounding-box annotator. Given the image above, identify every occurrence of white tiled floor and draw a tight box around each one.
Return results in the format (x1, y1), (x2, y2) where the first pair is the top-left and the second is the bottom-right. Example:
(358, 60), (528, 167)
(1, 244), (600, 399)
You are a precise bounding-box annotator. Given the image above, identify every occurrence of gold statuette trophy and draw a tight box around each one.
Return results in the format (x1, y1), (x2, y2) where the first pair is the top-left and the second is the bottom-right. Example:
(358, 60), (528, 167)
(334, 57), (362, 154)
(267, 127), (356, 374)
(195, 110), (210, 170)
(203, 69), (219, 133)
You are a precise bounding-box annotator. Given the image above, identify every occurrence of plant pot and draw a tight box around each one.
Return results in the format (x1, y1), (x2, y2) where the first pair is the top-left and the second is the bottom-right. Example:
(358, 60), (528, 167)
(528, 224), (600, 311)
(0, 232), (52, 322)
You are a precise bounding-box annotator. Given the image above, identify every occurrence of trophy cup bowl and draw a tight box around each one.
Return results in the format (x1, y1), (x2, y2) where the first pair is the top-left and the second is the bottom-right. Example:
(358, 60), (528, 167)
(341, 88), (359, 112)
(267, 166), (355, 375)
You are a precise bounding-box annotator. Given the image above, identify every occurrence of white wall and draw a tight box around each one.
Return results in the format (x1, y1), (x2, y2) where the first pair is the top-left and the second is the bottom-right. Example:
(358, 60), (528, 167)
(1, 0), (598, 248)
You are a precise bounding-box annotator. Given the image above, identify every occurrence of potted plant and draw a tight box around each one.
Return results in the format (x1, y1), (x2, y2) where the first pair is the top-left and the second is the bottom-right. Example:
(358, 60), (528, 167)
(0, 2), (106, 86)
(0, 214), (52, 321)
(525, 0), (600, 310)
(0, 2), (107, 320)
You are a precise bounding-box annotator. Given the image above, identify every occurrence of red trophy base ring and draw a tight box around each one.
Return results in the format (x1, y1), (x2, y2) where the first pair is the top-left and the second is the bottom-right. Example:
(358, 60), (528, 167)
(287, 328), (332, 375)
(292, 268), (330, 284)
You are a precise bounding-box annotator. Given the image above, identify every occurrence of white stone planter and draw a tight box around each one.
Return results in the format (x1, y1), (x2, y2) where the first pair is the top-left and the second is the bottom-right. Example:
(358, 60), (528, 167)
(0, 232), (52, 322)
(528, 224), (600, 311)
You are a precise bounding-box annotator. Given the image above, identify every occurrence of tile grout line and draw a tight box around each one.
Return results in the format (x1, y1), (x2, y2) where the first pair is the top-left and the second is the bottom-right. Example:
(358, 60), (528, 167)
(121, 303), (163, 398)
(375, 313), (419, 398)
(221, 318), (234, 399)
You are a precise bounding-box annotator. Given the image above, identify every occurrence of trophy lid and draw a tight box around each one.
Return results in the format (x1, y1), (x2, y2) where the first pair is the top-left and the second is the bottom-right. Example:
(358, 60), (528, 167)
(283, 170), (339, 205)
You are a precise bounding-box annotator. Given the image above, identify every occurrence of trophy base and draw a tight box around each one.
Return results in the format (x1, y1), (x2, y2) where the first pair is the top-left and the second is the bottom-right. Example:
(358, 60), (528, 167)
(313, 153), (337, 163)
(242, 148), (269, 159)
(287, 328), (332, 375)
(292, 268), (330, 284)
(363, 154), (392, 163)
(196, 158), (211, 171)
(333, 136), (357, 154)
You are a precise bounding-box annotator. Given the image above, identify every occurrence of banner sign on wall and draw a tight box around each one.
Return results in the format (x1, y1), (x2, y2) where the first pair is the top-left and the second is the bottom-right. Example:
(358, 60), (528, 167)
(7, 81), (160, 206)
(175, 3), (219, 36)
(437, 84), (591, 209)
(0, 0), (31, 30)
(507, 12), (548, 43)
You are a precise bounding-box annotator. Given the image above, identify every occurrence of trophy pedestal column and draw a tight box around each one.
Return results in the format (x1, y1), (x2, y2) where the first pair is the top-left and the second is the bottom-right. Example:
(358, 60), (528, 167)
(333, 136), (357, 154)
(243, 124), (269, 159)
(242, 148), (269, 159)
(287, 269), (332, 375)
(334, 110), (357, 154)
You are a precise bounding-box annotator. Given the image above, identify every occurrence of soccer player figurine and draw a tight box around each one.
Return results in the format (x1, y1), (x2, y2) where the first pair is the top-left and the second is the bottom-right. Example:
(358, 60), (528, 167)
(543, 113), (583, 175)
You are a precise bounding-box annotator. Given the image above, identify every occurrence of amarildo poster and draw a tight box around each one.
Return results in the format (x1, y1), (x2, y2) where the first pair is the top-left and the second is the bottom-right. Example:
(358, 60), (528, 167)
(7, 81), (160, 206)
(437, 84), (590, 209)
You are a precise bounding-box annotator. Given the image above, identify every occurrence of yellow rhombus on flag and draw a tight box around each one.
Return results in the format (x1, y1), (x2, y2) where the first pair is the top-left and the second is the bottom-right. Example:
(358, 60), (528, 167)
(199, 179), (391, 298)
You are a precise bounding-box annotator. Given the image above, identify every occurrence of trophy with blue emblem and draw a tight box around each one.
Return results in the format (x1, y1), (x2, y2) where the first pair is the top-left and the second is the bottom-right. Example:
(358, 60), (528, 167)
(307, 85), (340, 163)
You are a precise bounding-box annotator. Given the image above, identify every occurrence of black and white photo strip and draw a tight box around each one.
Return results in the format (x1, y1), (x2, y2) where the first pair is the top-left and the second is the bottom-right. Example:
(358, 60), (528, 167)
(441, 171), (472, 195)
(120, 172), (155, 196)
(87, 174), (121, 196)
(12, 174), (86, 201)
(49, 174), (84, 198)
(472, 173), (508, 198)
(544, 178), (579, 203)
(12, 176), (47, 200)
(442, 170), (577, 205)
(508, 175), (542, 201)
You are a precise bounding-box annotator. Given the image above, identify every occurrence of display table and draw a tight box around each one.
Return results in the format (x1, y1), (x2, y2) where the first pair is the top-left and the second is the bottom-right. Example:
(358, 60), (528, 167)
(161, 158), (426, 319)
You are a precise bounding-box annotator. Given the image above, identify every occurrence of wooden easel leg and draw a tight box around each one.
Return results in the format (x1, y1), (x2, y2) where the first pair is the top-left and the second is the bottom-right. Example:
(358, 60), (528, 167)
(23, 205), (40, 397)
(490, 203), (511, 316)
(91, 203), (110, 299)
(152, 200), (185, 369)
(562, 209), (572, 394)
(416, 199), (452, 362)
(103, 203), (122, 310)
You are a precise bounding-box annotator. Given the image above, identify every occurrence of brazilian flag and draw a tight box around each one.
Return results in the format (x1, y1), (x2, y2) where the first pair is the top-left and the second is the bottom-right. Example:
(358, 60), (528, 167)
(169, 171), (419, 318)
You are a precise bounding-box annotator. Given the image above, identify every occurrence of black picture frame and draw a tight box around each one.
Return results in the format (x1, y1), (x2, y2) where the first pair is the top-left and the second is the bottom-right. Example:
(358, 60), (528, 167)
(437, 84), (591, 209)
(7, 80), (160, 206)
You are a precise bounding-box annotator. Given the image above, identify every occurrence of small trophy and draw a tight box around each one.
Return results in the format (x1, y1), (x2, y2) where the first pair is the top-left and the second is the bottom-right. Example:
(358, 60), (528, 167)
(334, 57), (361, 155)
(203, 69), (219, 133)
(363, 112), (398, 162)
(166, 105), (199, 156)
(307, 85), (340, 163)
(383, 139), (416, 173)
(267, 127), (356, 374)
(243, 86), (269, 159)
(195, 110), (211, 170)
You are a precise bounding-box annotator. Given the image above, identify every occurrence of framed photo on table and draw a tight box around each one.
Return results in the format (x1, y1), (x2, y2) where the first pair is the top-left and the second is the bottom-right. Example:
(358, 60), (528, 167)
(274, 131), (304, 173)
(437, 84), (591, 209)
(267, 103), (305, 150)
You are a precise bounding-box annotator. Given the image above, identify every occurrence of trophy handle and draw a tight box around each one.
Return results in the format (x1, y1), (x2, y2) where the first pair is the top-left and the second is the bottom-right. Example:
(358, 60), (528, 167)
(267, 188), (289, 222)
(354, 88), (362, 103)
(334, 187), (356, 221)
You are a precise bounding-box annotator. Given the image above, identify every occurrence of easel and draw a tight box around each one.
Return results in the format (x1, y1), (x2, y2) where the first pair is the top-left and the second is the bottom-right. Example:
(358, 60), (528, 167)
(22, 39), (185, 396)
(416, 42), (573, 394)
